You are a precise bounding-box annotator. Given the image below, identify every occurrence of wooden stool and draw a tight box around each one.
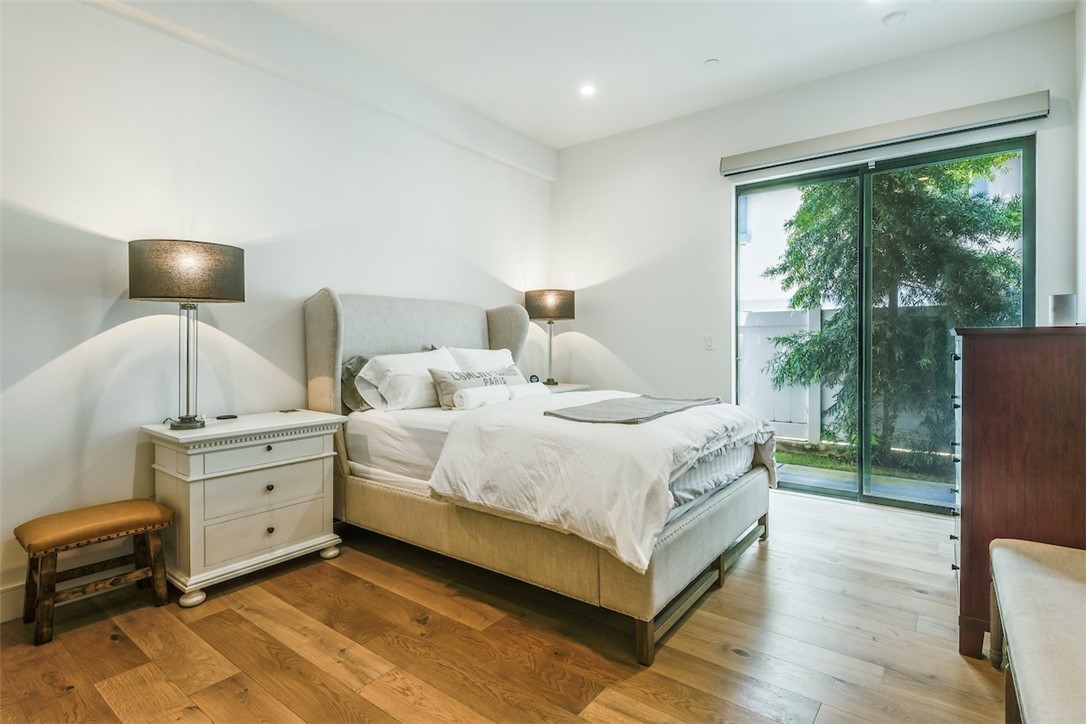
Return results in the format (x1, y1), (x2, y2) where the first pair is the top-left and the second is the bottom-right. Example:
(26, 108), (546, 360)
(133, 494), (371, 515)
(14, 499), (174, 645)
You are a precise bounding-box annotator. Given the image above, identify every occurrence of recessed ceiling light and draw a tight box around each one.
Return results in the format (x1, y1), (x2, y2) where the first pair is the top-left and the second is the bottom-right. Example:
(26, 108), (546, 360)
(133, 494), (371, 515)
(882, 10), (907, 27)
(580, 84), (596, 98)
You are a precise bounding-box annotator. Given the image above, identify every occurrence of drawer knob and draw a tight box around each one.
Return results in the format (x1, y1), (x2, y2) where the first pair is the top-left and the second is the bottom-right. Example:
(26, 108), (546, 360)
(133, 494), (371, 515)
(266, 484), (275, 492)
(266, 444), (273, 452)
(266, 526), (275, 535)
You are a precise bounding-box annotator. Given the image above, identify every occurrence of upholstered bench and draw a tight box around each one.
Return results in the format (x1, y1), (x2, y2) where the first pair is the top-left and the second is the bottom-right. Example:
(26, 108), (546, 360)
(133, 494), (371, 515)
(989, 539), (1086, 724)
(14, 499), (174, 644)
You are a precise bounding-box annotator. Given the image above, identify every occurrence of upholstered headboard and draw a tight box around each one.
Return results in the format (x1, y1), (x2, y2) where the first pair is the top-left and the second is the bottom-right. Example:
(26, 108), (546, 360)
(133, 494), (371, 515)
(303, 287), (530, 416)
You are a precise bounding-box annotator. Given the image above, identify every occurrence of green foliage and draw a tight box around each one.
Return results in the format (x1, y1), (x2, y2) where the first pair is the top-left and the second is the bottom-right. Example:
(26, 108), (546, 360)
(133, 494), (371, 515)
(775, 440), (955, 484)
(763, 154), (1022, 465)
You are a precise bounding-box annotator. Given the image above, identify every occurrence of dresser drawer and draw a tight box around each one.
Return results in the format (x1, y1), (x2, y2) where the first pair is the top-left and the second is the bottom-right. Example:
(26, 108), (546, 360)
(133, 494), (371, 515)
(204, 459), (324, 520)
(204, 436), (324, 474)
(204, 498), (325, 566)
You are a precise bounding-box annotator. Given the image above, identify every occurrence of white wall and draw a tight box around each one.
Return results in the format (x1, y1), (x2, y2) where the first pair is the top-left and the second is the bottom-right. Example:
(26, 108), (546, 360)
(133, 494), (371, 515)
(0, 2), (554, 618)
(552, 15), (1079, 398)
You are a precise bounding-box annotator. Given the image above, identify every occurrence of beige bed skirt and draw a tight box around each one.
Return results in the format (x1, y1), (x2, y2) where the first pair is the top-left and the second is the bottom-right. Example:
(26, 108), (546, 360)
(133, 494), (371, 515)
(337, 465), (770, 622)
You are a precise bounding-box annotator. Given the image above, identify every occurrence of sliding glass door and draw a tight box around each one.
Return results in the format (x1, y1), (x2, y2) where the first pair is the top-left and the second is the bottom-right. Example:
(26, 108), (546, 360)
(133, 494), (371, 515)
(737, 138), (1033, 511)
(737, 175), (861, 498)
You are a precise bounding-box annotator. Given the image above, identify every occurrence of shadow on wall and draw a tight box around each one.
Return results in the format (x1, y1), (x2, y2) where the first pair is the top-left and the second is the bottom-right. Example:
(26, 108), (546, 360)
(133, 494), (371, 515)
(559, 332), (655, 395)
(1, 204), (310, 406)
(519, 322), (548, 381)
(0, 203), (149, 392)
(0, 310), (304, 504)
(556, 227), (732, 399)
(0, 314), (172, 603)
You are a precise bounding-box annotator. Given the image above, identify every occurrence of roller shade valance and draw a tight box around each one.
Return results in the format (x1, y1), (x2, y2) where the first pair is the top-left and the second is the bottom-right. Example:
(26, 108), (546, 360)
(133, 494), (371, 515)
(720, 90), (1049, 178)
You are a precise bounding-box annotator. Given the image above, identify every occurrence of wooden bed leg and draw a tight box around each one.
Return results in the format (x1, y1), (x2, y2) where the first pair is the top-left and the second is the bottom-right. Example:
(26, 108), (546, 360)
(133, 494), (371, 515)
(632, 513), (772, 667)
(635, 563), (724, 665)
(635, 619), (655, 666)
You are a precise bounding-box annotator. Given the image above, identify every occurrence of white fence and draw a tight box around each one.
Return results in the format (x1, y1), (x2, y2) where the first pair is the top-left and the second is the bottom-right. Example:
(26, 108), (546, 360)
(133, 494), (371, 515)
(740, 307), (944, 447)
(739, 306), (857, 442)
(738, 309), (819, 441)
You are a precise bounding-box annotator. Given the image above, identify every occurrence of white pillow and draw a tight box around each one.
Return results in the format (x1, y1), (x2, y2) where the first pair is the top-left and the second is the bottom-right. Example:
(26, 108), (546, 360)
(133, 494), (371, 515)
(360, 348), (459, 411)
(359, 382), (388, 411)
(377, 374), (440, 411)
(447, 347), (515, 372)
(360, 347), (459, 387)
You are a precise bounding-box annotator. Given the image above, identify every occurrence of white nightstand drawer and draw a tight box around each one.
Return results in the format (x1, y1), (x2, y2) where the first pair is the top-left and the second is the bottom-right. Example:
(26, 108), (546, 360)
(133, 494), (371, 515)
(204, 436), (323, 474)
(204, 497), (325, 566)
(204, 459), (324, 520)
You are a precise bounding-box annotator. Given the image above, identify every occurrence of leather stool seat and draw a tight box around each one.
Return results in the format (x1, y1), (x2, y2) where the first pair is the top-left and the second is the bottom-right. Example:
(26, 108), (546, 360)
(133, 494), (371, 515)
(15, 499), (174, 555)
(14, 499), (174, 644)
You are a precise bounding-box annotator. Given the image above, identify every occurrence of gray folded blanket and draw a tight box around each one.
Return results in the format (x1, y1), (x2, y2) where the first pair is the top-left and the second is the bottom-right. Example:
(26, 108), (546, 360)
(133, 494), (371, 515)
(544, 395), (723, 424)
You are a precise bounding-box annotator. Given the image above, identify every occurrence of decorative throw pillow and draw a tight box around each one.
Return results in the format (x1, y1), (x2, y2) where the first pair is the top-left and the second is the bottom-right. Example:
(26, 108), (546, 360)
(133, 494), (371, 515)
(428, 365), (528, 410)
(361, 348), (460, 411)
(446, 347), (516, 372)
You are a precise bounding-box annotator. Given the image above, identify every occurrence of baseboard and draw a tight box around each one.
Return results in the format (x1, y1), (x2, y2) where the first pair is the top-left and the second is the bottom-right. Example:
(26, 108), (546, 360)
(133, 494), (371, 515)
(1, 582), (24, 623)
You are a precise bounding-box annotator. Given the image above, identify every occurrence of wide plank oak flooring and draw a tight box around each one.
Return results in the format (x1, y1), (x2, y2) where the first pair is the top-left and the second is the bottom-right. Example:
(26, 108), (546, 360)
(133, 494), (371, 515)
(1, 491), (1003, 722)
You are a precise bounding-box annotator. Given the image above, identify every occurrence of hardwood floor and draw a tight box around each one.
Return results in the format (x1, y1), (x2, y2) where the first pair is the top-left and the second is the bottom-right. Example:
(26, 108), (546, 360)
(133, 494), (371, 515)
(1, 491), (1004, 723)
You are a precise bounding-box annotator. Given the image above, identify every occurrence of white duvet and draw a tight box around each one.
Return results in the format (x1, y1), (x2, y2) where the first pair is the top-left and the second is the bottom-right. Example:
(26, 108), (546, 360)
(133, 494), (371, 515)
(429, 390), (776, 573)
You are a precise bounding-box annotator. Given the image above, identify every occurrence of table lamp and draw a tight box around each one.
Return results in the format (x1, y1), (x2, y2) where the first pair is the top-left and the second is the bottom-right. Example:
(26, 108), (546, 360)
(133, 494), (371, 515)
(523, 289), (574, 386)
(129, 239), (245, 429)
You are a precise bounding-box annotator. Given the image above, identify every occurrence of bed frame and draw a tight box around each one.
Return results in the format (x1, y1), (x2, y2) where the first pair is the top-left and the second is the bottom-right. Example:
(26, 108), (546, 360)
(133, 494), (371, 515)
(304, 287), (770, 664)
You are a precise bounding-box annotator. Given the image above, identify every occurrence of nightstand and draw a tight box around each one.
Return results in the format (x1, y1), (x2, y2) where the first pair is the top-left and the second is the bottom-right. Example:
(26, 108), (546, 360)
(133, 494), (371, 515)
(548, 383), (590, 393)
(142, 410), (346, 607)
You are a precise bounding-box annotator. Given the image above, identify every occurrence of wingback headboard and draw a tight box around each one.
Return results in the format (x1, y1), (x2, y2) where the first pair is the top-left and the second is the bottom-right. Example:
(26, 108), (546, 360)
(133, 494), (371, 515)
(303, 287), (530, 416)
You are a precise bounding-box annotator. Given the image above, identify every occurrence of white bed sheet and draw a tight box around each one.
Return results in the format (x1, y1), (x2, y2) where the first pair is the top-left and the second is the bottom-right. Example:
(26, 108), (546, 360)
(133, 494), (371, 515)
(347, 396), (764, 563)
(671, 442), (754, 506)
(347, 406), (755, 501)
(347, 397), (766, 571)
(429, 391), (775, 572)
(349, 445), (756, 523)
(347, 461), (432, 496)
(345, 407), (461, 481)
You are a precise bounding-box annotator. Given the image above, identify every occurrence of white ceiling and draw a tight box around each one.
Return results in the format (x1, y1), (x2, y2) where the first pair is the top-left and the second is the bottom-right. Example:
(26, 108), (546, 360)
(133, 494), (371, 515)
(262, 1), (1075, 149)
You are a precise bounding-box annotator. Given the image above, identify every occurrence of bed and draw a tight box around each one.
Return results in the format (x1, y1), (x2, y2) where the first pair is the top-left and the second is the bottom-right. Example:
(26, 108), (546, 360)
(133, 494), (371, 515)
(304, 287), (772, 665)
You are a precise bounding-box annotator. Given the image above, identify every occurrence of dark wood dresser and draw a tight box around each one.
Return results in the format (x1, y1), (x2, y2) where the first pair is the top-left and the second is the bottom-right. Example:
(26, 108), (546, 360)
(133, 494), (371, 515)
(954, 326), (1086, 658)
